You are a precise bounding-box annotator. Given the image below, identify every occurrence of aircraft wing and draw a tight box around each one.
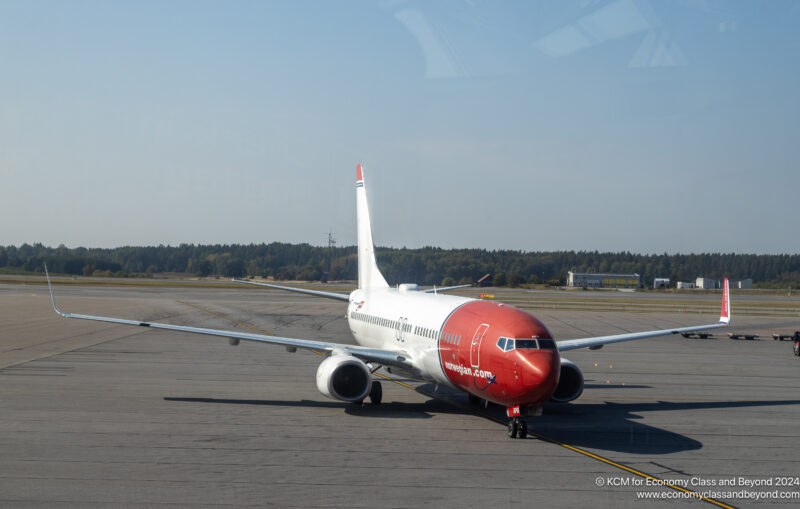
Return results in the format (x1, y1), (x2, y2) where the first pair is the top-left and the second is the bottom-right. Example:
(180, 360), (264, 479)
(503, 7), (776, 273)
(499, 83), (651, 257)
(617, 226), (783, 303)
(232, 279), (350, 301)
(557, 278), (731, 352)
(45, 267), (409, 369)
(424, 274), (490, 294)
(424, 284), (472, 293)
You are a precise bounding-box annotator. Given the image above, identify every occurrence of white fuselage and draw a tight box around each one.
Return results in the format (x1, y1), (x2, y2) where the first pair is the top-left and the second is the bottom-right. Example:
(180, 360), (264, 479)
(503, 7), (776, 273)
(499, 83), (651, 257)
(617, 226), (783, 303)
(346, 287), (472, 387)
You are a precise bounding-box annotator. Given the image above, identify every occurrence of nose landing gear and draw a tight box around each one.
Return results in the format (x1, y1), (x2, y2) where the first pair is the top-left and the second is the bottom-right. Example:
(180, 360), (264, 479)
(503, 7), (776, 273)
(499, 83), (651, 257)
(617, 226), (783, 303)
(507, 417), (528, 439)
(506, 404), (537, 439)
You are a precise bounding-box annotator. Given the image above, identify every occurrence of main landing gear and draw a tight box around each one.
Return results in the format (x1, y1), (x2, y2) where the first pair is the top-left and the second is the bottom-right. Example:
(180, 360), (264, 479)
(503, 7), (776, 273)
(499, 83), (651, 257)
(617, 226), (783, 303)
(355, 381), (383, 405)
(507, 417), (528, 439)
(368, 380), (382, 404)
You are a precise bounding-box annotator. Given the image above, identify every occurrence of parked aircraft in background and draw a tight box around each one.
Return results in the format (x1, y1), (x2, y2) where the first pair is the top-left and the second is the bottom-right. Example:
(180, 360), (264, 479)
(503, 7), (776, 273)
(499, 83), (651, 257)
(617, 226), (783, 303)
(46, 164), (731, 438)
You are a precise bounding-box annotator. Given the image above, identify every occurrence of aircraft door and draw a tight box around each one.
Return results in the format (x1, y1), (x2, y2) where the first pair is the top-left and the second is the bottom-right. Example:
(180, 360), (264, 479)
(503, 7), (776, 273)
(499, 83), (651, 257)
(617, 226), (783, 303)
(395, 317), (407, 342)
(470, 323), (489, 369)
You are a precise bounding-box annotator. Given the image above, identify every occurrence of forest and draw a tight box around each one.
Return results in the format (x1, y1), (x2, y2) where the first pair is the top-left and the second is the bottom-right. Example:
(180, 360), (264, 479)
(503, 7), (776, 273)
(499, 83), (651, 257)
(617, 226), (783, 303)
(1, 243), (798, 288)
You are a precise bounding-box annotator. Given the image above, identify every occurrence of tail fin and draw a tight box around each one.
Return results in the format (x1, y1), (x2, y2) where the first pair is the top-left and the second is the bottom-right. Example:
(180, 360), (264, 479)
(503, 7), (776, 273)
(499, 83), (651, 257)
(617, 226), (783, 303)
(719, 278), (731, 325)
(356, 164), (389, 289)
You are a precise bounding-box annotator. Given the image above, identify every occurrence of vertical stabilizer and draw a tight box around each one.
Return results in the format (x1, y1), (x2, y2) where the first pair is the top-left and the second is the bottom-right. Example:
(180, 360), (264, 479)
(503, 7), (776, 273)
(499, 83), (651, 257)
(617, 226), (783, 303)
(356, 164), (389, 289)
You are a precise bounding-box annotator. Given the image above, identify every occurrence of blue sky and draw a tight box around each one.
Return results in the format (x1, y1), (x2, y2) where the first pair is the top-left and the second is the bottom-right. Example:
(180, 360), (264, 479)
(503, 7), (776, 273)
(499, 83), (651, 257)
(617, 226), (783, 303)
(1, 1), (798, 254)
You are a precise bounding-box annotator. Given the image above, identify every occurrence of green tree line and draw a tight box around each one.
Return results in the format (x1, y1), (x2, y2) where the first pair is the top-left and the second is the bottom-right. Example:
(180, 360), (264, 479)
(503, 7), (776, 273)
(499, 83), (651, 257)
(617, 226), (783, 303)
(1, 243), (798, 288)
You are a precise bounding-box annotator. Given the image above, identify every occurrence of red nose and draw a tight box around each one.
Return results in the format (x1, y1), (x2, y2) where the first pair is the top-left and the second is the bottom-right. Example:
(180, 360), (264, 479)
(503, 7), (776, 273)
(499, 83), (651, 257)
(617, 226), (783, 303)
(514, 349), (560, 405)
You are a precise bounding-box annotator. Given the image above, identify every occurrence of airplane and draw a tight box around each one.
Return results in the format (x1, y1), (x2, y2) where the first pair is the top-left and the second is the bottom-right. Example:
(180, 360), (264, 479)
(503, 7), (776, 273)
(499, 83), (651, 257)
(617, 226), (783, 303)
(44, 164), (732, 439)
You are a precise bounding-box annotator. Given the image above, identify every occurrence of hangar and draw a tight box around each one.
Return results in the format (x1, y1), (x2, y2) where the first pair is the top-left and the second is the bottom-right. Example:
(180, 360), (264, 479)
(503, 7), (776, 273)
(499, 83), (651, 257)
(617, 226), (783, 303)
(566, 271), (640, 289)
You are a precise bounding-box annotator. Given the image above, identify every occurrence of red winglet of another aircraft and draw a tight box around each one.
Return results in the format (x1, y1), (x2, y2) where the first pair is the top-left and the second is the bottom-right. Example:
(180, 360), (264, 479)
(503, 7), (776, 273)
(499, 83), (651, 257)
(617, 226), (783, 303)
(356, 163), (363, 183)
(719, 277), (730, 325)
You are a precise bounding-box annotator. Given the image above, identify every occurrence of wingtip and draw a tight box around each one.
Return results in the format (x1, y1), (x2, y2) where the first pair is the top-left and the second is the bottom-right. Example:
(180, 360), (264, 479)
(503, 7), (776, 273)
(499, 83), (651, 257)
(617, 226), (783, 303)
(356, 163), (363, 182)
(44, 263), (67, 317)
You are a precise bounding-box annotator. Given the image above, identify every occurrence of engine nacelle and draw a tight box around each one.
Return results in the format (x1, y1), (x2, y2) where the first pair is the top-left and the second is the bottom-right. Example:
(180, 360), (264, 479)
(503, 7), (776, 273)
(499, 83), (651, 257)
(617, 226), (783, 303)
(550, 358), (584, 402)
(316, 354), (371, 402)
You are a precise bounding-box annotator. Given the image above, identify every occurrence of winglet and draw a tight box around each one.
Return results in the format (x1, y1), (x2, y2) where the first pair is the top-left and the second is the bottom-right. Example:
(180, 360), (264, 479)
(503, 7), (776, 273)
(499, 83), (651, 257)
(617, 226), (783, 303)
(44, 263), (68, 317)
(719, 278), (731, 325)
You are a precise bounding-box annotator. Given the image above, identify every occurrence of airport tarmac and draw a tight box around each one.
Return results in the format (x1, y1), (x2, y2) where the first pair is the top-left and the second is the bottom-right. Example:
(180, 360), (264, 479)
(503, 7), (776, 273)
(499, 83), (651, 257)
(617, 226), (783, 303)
(1, 283), (799, 508)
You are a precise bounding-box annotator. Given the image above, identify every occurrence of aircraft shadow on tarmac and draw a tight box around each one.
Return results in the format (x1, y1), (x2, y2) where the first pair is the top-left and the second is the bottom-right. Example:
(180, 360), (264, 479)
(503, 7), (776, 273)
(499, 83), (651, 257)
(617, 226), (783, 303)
(163, 396), (461, 419)
(535, 399), (800, 455)
(164, 394), (800, 455)
(583, 383), (651, 389)
(413, 384), (800, 455)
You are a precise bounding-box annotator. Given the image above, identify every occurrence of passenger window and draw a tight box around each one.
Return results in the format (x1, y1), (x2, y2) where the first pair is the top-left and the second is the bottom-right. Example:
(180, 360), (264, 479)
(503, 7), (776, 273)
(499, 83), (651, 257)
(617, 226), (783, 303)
(497, 337), (507, 350)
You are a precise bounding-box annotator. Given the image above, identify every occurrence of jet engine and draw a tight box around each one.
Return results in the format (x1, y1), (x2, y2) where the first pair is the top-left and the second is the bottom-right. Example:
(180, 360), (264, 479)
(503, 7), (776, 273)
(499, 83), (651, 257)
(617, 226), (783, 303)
(316, 354), (372, 402)
(550, 358), (584, 402)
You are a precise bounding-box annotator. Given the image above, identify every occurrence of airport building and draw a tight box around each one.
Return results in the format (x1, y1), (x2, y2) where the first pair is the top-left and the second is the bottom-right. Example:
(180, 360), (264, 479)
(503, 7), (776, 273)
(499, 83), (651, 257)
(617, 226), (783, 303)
(567, 271), (640, 289)
(695, 278), (753, 289)
(653, 278), (670, 288)
(696, 277), (717, 289)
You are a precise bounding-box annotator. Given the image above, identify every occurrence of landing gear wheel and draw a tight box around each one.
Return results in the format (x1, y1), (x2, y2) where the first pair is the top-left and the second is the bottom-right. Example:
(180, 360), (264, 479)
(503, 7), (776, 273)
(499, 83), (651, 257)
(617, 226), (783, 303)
(468, 394), (481, 406)
(507, 419), (519, 439)
(507, 417), (527, 439)
(368, 381), (383, 404)
(518, 420), (528, 439)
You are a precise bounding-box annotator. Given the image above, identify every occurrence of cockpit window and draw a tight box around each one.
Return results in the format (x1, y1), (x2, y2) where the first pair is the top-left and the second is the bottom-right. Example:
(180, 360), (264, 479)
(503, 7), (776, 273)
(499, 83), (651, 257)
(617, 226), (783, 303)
(515, 339), (538, 349)
(498, 337), (555, 351)
(537, 338), (556, 350)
